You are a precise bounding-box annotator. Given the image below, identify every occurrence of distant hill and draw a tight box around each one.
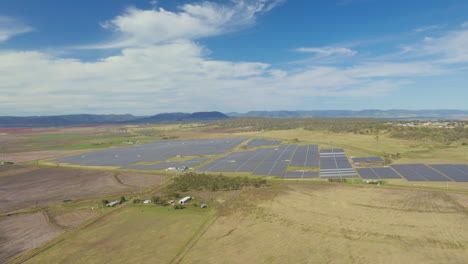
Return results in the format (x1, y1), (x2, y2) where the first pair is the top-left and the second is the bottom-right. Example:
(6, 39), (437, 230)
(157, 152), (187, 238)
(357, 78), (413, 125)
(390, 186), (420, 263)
(133, 111), (229, 123)
(0, 114), (141, 128)
(1, 110), (467, 128)
(0, 112), (230, 128)
(226, 110), (468, 120)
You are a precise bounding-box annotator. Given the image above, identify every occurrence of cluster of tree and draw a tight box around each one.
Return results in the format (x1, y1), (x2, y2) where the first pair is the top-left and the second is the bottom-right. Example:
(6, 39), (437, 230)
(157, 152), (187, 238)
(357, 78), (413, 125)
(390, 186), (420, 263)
(212, 117), (387, 133)
(387, 126), (468, 144)
(211, 118), (468, 143)
(168, 172), (267, 192)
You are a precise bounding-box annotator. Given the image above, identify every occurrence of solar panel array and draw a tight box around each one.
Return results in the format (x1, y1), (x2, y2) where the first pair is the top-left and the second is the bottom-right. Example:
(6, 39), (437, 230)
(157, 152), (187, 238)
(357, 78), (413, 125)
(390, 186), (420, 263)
(391, 164), (451, 182)
(253, 145), (297, 176)
(319, 149), (358, 178)
(55, 138), (247, 166)
(244, 138), (281, 148)
(352, 157), (384, 163)
(284, 171), (319, 178)
(122, 157), (210, 170)
(196, 148), (274, 172)
(429, 165), (468, 182)
(290, 145), (319, 167)
(356, 167), (401, 179)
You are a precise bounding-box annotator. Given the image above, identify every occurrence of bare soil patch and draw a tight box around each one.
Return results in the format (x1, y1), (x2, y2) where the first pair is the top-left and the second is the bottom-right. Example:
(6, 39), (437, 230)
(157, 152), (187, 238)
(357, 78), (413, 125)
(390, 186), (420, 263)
(0, 149), (92, 163)
(0, 212), (63, 263)
(115, 173), (167, 188)
(0, 168), (140, 213)
(48, 209), (99, 228)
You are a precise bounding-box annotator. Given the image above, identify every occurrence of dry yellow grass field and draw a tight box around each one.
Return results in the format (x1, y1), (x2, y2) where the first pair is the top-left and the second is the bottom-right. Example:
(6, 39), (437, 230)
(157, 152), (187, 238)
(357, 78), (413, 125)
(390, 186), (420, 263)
(180, 183), (468, 264)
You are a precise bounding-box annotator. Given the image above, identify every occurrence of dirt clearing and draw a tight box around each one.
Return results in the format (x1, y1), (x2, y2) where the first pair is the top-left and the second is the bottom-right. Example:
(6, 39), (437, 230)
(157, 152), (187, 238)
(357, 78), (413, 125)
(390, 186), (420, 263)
(115, 173), (167, 188)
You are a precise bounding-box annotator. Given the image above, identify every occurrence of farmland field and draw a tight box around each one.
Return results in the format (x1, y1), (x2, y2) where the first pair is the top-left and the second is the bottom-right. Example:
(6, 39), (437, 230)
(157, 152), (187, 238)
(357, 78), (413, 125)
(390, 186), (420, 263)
(0, 208), (98, 263)
(22, 206), (214, 264)
(1, 122), (468, 264)
(179, 183), (468, 264)
(0, 168), (155, 213)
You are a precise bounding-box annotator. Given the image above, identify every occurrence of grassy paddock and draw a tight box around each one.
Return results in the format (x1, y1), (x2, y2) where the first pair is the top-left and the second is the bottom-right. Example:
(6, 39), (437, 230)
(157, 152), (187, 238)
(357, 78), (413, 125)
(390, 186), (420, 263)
(22, 205), (214, 264)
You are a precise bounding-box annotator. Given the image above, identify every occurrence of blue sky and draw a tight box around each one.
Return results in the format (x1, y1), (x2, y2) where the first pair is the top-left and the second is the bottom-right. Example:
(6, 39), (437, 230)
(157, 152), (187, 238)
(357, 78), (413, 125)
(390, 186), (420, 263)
(1, 0), (467, 116)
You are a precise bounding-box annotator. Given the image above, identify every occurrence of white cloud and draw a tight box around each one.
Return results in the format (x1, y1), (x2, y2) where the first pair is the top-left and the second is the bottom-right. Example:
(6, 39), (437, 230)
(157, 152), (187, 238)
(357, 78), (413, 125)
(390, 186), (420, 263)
(461, 22), (468, 28)
(1, 2), (467, 115)
(0, 16), (33, 42)
(91, 0), (285, 49)
(410, 29), (468, 64)
(294, 47), (357, 56)
(414, 24), (445, 33)
(0, 41), (404, 115)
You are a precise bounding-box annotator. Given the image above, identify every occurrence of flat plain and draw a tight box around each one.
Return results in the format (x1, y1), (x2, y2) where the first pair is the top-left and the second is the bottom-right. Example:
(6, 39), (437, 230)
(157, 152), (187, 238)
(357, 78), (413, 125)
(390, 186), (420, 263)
(21, 206), (214, 264)
(1, 122), (468, 264)
(180, 183), (468, 264)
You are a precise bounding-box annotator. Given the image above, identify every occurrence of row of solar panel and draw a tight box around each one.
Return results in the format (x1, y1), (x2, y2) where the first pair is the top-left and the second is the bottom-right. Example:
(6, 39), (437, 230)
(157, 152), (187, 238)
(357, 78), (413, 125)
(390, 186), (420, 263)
(244, 138), (281, 148)
(289, 145), (319, 167)
(56, 138), (248, 166)
(357, 164), (468, 182)
(123, 157), (210, 170)
(352, 157), (384, 163)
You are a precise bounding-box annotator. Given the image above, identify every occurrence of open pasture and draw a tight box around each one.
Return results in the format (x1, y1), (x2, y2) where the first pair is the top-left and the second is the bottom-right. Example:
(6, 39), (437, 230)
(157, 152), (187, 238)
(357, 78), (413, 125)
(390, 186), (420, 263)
(22, 206), (214, 264)
(180, 183), (468, 264)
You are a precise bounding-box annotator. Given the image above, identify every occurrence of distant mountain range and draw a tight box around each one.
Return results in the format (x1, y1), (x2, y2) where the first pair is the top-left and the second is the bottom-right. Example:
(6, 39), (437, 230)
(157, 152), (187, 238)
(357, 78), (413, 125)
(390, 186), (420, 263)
(0, 110), (467, 128)
(0, 112), (229, 128)
(226, 110), (468, 120)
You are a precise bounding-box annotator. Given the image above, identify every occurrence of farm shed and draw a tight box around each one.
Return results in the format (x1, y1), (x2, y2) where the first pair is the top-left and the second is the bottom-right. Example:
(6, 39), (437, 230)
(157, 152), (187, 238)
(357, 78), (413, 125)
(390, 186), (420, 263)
(178, 196), (192, 204)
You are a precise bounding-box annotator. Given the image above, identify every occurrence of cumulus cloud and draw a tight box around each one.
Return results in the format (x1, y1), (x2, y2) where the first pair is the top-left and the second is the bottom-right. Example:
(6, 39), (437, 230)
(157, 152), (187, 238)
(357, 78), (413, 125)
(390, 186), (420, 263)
(91, 0), (285, 49)
(1, 1), (467, 115)
(0, 16), (33, 42)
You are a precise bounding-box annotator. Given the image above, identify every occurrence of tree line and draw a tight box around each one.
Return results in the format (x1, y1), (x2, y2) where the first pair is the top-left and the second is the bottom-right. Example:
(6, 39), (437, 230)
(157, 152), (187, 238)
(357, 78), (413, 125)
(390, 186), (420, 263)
(211, 118), (468, 144)
(168, 172), (267, 192)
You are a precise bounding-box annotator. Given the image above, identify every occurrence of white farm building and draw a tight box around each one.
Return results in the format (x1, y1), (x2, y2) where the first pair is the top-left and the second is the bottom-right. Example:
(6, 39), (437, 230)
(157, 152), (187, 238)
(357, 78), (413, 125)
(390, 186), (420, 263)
(178, 196), (192, 204)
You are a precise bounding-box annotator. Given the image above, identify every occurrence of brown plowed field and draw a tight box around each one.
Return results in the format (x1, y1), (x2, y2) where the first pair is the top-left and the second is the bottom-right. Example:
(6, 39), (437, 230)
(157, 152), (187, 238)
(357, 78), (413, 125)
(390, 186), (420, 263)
(115, 173), (167, 188)
(0, 212), (63, 263)
(0, 149), (92, 163)
(0, 168), (140, 213)
(0, 208), (99, 263)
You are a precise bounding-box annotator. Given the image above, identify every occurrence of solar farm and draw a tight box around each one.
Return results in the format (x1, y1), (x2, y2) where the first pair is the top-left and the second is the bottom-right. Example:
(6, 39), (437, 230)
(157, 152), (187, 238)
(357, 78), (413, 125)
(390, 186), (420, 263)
(52, 137), (468, 182)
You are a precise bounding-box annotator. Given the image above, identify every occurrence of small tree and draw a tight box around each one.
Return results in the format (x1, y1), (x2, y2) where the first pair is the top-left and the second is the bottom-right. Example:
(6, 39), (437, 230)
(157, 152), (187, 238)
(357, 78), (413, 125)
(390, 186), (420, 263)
(152, 196), (160, 204)
(120, 196), (126, 203)
(102, 200), (109, 206)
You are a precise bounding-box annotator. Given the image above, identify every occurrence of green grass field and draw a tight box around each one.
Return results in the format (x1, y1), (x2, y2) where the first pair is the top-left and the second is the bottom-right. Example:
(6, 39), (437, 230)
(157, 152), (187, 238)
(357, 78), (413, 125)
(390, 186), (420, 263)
(22, 205), (214, 264)
(33, 134), (83, 140)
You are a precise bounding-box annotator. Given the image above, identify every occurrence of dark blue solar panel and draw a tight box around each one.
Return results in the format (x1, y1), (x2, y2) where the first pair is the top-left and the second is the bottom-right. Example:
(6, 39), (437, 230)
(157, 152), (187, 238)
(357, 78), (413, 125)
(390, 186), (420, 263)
(391, 164), (450, 182)
(244, 139), (281, 148)
(356, 168), (379, 179)
(197, 148), (275, 172)
(352, 157), (384, 163)
(253, 145), (296, 175)
(56, 138), (248, 166)
(123, 157), (209, 170)
(284, 171), (319, 178)
(429, 165), (468, 182)
(357, 167), (401, 179)
(290, 145), (319, 167)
